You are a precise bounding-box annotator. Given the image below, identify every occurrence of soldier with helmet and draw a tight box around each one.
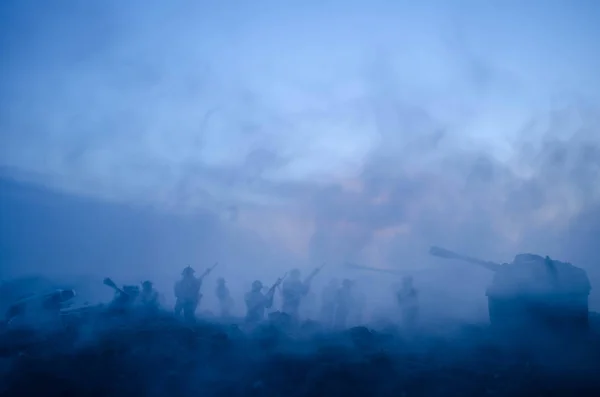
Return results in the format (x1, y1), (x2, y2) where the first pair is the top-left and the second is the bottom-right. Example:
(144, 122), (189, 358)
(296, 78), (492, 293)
(174, 263), (218, 321)
(320, 278), (339, 327)
(333, 279), (355, 329)
(215, 277), (233, 317)
(174, 266), (202, 321)
(281, 269), (309, 320)
(140, 280), (160, 310)
(281, 264), (325, 321)
(396, 275), (418, 328)
(244, 280), (274, 324)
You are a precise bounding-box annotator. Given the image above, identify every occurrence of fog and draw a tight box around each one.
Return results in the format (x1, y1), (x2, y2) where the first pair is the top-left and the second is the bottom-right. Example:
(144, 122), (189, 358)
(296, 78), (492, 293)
(1, 0), (600, 324)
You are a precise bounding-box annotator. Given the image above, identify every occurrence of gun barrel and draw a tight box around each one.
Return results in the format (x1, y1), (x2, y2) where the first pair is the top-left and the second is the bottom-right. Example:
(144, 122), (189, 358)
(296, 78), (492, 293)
(304, 265), (324, 284)
(269, 273), (287, 292)
(199, 263), (219, 279)
(429, 246), (501, 272)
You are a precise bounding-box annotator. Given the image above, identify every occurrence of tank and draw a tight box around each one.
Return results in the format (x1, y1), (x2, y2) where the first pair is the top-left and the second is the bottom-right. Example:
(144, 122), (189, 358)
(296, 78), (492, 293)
(429, 246), (592, 334)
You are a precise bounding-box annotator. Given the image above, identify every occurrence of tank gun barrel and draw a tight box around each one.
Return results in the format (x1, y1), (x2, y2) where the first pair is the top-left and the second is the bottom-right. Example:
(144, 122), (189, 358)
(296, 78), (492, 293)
(429, 246), (502, 272)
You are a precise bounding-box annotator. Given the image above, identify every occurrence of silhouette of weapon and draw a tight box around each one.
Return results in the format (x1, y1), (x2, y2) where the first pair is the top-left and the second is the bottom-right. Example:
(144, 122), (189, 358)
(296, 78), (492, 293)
(267, 273), (287, 296)
(304, 263), (326, 285)
(199, 262), (219, 279)
(428, 246), (502, 272)
(344, 262), (427, 276)
(103, 278), (128, 295)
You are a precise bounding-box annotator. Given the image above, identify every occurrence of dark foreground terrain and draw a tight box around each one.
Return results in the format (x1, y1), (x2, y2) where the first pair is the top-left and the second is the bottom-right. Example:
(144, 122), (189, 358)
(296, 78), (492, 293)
(1, 312), (600, 397)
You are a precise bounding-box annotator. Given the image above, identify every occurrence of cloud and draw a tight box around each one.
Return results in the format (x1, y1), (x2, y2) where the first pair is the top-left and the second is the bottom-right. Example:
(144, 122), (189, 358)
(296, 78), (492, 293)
(2, 0), (600, 314)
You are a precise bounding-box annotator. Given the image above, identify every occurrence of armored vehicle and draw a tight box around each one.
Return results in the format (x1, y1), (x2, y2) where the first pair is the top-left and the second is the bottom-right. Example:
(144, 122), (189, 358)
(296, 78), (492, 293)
(429, 246), (592, 334)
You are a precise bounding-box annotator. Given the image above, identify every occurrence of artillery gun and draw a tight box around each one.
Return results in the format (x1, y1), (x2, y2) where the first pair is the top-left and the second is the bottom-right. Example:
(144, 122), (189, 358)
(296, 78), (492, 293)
(429, 246), (592, 334)
(3, 288), (76, 330)
(344, 262), (425, 276)
(0, 276), (57, 314)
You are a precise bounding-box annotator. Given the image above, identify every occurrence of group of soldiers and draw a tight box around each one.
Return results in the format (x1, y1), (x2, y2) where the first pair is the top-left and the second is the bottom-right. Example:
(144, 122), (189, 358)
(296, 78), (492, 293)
(3, 263), (420, 331)
(172, 264), (327, 326)
(167, 263), (419, 329)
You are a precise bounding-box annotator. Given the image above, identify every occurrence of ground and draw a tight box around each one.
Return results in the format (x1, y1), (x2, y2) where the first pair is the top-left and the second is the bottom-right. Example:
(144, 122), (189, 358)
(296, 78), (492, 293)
(1, 312), (599, 397)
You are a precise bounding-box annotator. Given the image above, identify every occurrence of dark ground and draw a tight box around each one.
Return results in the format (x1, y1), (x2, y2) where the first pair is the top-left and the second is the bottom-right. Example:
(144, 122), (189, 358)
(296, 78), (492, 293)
(1, 312), (600, 397)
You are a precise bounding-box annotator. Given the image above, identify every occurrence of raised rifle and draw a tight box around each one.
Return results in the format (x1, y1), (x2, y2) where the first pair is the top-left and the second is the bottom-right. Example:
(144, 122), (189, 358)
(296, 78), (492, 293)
(265, 272), (287, 309)
(199, 262), (219, 279)
(267, 273), (287, 297)
(304, 263), (326, 285)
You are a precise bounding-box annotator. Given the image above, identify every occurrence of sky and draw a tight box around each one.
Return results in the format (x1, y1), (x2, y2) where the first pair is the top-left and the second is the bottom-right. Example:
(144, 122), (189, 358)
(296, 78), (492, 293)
(1, 1), (600, 314)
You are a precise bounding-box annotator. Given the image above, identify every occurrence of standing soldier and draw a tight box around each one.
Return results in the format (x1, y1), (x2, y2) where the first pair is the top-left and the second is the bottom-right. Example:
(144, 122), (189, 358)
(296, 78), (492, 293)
(174, 266), (201, 321)
(396, 275), (418, 328)
(281, 269), (308, 321)
(215, 277), (233, 317)
(140, 281), (160, 311)
(244, 281), (273, 324)
(320, 279), (339, 327)
(174, 263), (218, 321)
(245, 274), (285, 325)
(281, 264), (324, 322)
(352, 286), (366, 326)
(333, 279), (354, 330)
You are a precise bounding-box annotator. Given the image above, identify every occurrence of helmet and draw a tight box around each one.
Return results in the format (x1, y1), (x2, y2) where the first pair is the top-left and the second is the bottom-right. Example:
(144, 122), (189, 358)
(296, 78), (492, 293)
(290, 269), (301, 279)
(252, 280), (263, 291)
(142, 281), (153, 289)
(182, 266), (195, 276)
(217, 277), (225, 284)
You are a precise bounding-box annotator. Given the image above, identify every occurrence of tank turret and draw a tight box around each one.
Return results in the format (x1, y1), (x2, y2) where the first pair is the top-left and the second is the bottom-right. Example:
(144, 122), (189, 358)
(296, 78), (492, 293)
(429, 246), (592, 334)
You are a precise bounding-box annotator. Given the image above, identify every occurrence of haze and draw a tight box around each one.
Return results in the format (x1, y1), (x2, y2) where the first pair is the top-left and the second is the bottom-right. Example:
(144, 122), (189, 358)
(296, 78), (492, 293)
(1, 1), (600, 320)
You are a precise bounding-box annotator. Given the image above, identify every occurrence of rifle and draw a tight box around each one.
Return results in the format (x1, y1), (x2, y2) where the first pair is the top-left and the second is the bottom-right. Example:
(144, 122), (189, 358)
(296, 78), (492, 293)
(199, 262), (219, 279)
(304, 263), (326, 285)
(253, 273), (287, 311)
(267, 273), (287, 296)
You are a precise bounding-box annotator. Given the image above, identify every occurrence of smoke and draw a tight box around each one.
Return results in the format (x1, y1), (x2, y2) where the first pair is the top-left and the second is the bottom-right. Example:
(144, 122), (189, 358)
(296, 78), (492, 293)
(1, 0), (600, 319)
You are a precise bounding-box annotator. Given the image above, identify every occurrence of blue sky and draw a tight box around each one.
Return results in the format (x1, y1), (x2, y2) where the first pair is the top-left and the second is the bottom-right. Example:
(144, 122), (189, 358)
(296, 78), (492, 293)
(1, 1), (600, 280)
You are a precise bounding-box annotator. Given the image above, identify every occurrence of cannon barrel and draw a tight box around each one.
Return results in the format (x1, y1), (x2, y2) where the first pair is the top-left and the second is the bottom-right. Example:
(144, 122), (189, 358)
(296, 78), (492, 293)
(429, 246), (502, 272)
(344, 262), (425, 276)
(345, 263), (405, 276)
